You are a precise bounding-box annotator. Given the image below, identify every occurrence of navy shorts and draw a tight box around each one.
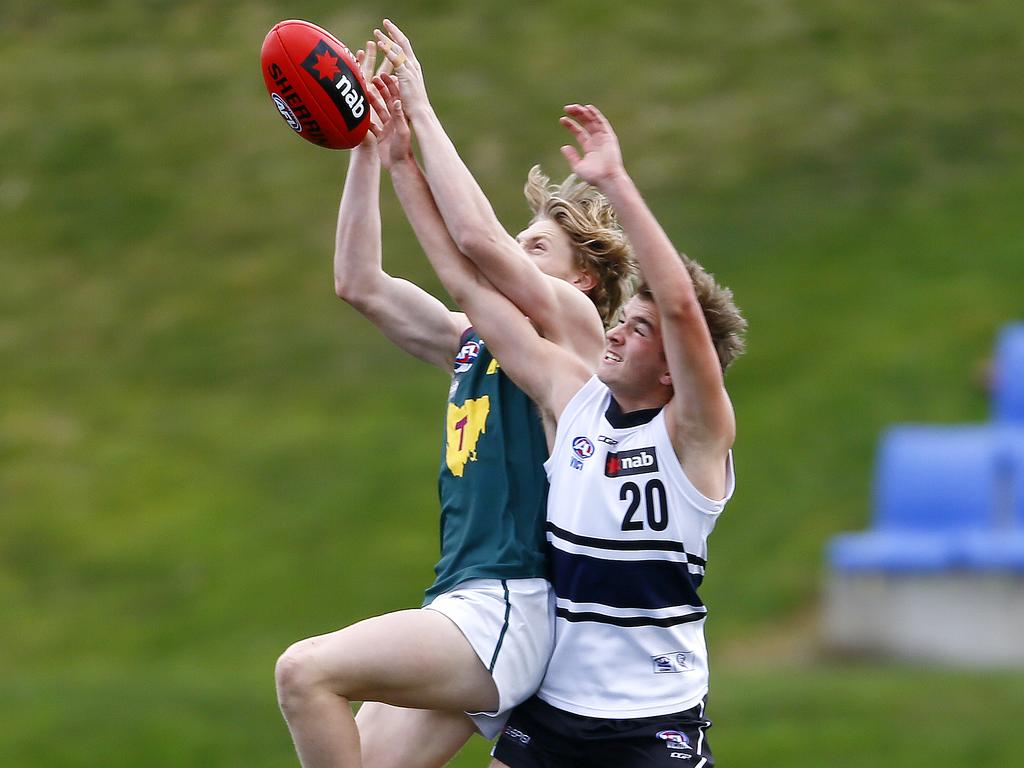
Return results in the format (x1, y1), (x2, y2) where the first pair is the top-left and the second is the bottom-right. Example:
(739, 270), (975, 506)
(492, 695), (713, 768)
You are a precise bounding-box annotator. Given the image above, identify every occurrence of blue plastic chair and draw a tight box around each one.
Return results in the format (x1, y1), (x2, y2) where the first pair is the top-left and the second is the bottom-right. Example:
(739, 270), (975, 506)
(1004, 426), (1024, 527)
(993, 322), (1024, 424)
(873, 424), (1000, 532)
(829, 424), (1002, 572)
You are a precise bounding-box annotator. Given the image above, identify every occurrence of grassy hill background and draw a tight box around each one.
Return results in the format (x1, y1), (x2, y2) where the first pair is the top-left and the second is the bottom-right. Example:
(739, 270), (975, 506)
(3, 0), (1023, 765)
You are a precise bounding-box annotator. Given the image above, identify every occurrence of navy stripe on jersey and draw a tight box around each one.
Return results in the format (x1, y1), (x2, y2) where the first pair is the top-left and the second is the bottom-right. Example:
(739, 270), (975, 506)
(556, 606), (707, 628)
(547, 521), (707, 567)
(548, 546), (705, 610)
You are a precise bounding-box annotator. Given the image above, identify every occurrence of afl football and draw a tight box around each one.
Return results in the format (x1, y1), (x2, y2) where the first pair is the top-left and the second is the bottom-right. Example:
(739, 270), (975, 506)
(260, 20), (370, 149)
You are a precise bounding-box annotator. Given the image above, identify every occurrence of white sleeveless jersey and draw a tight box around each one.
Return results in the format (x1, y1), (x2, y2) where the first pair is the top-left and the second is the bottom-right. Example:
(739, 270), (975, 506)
(537, 376), (734, 719)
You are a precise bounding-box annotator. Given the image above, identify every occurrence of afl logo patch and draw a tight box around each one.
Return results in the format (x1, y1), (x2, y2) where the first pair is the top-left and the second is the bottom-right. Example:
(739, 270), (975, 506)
(453, 341), (481, 373)
(656, 729), (689, 747)
(271, 93), (302, 132)
(571, 436), (595, 460)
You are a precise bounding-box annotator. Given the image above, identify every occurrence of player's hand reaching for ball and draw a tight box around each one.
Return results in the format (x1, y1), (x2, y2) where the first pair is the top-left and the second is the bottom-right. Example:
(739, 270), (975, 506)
(373, 19), (430, 119)
(559, 104), (627, 189)
(353, 40), (394, 150)
(366, 74), (414, 171)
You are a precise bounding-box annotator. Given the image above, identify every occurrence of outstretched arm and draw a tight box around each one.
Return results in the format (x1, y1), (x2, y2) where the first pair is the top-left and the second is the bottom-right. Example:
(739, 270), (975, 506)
(560, 105), (735, 493)
(332, 43), (465, 371)
(366, 74), (589, 422)
(371, 21), (603, 362)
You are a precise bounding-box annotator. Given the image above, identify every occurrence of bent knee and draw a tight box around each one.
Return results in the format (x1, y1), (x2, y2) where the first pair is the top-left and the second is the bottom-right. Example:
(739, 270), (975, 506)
(275, 640), (327, 711)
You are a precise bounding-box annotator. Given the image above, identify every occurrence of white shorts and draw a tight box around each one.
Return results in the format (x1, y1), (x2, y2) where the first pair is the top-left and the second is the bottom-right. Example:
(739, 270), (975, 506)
(425, 577), (555, 739)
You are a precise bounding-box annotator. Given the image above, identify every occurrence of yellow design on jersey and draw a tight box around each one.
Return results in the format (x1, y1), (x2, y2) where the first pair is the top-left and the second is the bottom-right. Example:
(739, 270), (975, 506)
(486, 358), (500, 374)
(445, 396), (490, 477)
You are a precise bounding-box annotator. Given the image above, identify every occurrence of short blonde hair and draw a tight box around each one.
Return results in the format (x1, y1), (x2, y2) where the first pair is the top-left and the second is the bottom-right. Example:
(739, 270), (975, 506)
(524, 166), (636, 326)
(635, 255), (746, 371)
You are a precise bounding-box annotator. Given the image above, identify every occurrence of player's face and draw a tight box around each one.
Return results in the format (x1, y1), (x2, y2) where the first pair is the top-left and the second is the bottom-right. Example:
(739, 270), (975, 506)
(516, 218), (586, 288)
(598, 296), (670, 402)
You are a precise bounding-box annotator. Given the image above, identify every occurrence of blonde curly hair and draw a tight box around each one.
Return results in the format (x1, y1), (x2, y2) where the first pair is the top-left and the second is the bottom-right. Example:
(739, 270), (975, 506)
(523, 166), (636, 327)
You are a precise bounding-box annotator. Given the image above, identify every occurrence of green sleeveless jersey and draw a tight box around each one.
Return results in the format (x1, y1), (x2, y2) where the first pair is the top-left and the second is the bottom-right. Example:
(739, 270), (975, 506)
(423, 328), (549, 604)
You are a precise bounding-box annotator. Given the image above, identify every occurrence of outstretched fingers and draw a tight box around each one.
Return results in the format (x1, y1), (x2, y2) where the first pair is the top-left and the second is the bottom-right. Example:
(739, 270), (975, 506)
(373, 27), (408, 70)
(559, 114), (588, 142)
(560, 143), (583, 169)
(368, 75), (408, 130)
(366, 81), (392, 137)
(565, 104), (611, 136)
(382, 19), (414, 56)
(357, 42), (375, 80)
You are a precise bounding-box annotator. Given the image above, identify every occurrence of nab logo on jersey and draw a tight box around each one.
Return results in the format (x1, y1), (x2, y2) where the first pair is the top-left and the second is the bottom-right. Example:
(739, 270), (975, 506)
(453, 341), (481, 373)
(605, 446), (659, 477)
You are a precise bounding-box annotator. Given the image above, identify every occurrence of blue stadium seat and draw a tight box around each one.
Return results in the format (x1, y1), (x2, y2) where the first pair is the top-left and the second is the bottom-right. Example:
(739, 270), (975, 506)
(873, 424), (1000, 532)
(829, 425), (1003, 572)
(960, 532), (1024, 570)
(1005, 426), (1024, 527)
(827, 321), (1024, 574)
(993, 322), (1024, 424)
(827, 531), (956, 572)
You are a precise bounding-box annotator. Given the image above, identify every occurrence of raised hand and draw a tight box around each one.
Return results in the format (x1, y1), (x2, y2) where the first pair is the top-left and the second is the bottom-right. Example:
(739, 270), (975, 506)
(373, 19), (430, 119)
(366, 73), (414, 171)
(353, 40), (395, 148)
(559, 104), (625, 187)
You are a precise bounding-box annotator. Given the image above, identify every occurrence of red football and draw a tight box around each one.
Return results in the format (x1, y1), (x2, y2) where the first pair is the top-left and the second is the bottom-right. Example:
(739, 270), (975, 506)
(261, 20), (370, 149)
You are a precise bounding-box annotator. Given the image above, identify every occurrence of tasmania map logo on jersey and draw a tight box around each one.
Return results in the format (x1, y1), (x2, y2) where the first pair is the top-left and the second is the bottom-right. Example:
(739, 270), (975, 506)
(605, 446), (659, 477)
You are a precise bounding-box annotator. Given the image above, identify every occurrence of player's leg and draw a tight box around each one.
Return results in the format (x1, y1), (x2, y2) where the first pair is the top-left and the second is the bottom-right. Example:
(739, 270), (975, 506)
(357, 702), (477, 768)
(275, 608), (497, 768)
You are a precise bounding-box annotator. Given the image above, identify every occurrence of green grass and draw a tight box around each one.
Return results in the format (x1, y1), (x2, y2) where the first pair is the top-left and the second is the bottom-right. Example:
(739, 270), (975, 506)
(4, 0), (1024, 765)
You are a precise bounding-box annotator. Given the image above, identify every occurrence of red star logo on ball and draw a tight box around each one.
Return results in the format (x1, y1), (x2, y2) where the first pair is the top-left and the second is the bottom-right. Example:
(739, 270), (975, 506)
(312, 51), (341, 81)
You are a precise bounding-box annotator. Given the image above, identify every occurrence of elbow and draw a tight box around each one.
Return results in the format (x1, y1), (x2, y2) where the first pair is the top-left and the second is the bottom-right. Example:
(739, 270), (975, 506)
(450, 224), (496, 261)
(334, 271), (367, 309)
(334, 273), (354, 302)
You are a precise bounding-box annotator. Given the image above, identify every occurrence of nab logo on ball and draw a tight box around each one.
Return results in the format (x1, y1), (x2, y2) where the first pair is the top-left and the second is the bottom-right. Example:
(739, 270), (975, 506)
(301, 40), (367, 130)
(604, 446), (658, 477)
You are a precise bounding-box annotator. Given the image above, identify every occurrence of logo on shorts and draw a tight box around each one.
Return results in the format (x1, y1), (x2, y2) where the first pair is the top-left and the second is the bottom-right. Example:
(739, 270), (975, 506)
(657, 730), (690, 748)
(605, 446), (658, 477)
(657, 729), (694, 760)
(503, 725), (531, 746)
(652, 651), (694, 673)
